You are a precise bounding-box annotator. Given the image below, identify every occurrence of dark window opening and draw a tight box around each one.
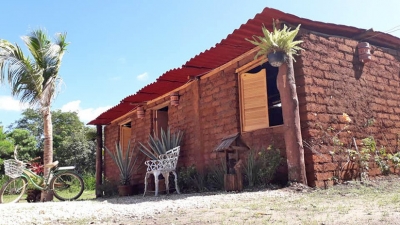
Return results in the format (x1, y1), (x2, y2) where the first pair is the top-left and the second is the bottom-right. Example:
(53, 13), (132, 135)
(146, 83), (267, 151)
(122, 122), (131, 128)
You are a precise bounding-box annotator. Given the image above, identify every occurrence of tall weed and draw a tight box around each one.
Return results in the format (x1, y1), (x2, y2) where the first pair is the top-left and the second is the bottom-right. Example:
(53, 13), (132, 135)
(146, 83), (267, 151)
(82, 173), (96, 190)
(206, 158), (226, 190)
(244, 145), (282, 187)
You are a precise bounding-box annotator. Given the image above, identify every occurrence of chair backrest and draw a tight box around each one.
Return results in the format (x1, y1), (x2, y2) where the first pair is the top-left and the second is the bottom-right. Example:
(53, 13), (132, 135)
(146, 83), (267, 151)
(145, 146), (180, 172)
(158, 146), (180, 170)
(159, 146), (180, 160)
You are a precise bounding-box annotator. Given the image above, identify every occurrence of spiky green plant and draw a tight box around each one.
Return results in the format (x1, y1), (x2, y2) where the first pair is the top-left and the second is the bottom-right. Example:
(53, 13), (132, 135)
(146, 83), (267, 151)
(139, 127), (183, 160)
(246, 20), (303, 61)
(104, 141), (141, 185)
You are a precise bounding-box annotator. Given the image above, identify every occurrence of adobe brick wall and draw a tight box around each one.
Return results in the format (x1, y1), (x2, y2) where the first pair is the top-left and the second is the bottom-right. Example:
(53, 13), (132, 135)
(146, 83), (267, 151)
(297, 32), (400, 187)
(103, 51), (287, 188)
(103, 108), (153, 186)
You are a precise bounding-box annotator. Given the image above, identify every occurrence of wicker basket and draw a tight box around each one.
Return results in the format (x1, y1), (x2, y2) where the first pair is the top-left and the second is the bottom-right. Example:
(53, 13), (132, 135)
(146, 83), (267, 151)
(4, 159), (24, 178)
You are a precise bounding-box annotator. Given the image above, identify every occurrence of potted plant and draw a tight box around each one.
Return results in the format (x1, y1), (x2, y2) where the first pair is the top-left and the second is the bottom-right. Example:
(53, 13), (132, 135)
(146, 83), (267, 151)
(104, 141), (142, 196)
(246, 20), (303, 67)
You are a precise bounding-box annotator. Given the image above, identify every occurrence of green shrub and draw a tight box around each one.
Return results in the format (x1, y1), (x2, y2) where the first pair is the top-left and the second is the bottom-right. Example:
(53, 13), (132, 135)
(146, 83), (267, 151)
(0, 174), (9, 187)
(178, 165), (206, 193)
(206, 159), (226, 191)
(83, 173), (96, 190)
(178, 161), (226, 193)
(244, 149), (257, 187)
(388, 152), (400, 173)
(244, 145), (282, 187)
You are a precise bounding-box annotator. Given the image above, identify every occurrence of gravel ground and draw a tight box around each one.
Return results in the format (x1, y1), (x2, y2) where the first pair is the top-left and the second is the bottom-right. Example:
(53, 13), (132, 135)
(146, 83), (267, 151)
(1, 177), (399, 225)
(0, 190), (290, 225)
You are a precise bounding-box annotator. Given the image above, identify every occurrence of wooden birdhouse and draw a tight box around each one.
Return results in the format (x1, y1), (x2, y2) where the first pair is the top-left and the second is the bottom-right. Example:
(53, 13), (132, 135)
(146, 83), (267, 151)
(215, 133), (250, 191)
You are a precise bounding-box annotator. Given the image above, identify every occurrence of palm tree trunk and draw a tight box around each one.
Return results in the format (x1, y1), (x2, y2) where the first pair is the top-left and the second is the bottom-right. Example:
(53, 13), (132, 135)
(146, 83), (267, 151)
(42, 108), (53, 177)
(277, 58), (307, 185)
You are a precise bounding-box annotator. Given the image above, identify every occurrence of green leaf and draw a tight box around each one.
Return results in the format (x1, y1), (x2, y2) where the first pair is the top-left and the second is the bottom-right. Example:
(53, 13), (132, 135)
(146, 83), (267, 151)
(245, 21), (303, 60)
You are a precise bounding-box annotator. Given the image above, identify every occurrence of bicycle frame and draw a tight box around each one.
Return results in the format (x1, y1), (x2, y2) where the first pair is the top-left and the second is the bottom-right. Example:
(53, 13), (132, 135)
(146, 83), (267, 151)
(19, 168), (51, 191)
(19, 166), (76, 191)
(1, 146), (84, 203)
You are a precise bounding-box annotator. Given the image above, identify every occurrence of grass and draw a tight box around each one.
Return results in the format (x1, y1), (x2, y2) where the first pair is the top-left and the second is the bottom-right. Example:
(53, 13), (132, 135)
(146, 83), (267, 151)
(78, 190), (96, 200)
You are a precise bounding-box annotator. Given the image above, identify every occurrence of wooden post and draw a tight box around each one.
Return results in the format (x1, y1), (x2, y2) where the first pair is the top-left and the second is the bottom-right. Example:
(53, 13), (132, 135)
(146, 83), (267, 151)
(276, 59), (307, 185)
(192, 79), (206, 173)
(95, 124), (103, 197)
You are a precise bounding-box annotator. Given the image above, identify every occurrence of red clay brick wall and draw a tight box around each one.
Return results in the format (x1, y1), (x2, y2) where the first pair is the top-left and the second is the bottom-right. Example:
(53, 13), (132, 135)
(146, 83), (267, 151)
(103, 110), (153, 186)
(103, 123), (119, 184)
(297, 32), (400, 187)
(103, 53), (287, 187)
(198, 68), (240, 167)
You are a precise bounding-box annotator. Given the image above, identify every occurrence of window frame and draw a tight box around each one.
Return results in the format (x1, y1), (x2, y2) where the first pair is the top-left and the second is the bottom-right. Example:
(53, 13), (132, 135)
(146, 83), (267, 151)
(118, 119), (132, 151)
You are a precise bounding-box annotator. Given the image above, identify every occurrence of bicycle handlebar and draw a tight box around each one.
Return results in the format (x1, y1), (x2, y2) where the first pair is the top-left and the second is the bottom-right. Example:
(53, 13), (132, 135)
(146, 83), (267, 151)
(13, 145), (38, 166)
(13, 146), (23, 164)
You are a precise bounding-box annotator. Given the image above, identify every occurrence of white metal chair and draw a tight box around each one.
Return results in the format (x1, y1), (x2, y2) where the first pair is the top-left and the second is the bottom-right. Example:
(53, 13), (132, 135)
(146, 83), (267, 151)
(143, 146), (181, 196)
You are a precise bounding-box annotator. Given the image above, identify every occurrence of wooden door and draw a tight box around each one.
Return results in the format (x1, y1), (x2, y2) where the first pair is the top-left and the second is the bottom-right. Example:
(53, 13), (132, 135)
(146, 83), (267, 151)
(155, 110), (168, 138)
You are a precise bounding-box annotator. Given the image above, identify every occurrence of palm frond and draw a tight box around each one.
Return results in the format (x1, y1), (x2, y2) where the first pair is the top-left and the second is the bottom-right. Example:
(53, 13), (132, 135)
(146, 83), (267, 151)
(0, 29), (67, 108)
(245, 20), (303, 60)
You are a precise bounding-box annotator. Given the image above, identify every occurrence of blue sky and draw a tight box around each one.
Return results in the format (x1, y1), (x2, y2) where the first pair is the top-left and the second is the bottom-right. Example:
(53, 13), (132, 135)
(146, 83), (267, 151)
(1, 0), (399, 129)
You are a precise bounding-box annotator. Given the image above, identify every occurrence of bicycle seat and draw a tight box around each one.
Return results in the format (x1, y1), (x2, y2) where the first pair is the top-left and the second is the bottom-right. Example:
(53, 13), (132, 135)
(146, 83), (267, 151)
(44, 161), (59, 168)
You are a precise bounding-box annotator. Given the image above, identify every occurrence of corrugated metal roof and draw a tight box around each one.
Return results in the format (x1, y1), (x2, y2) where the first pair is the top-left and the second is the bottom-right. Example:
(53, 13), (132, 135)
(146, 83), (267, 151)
(88, 7), (400, 125)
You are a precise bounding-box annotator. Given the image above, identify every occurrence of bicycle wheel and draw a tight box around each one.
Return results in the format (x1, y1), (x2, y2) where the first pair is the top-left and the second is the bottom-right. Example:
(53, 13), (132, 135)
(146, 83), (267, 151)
(50, 171), (84, 201)
(0, 177), (28, 203)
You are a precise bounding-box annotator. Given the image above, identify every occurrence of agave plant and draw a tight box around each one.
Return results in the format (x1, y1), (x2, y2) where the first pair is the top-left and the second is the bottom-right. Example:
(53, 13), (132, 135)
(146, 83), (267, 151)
(246, 20), (303, 61)
(139, 127), (183, 160)
(104, 141), (141, 185)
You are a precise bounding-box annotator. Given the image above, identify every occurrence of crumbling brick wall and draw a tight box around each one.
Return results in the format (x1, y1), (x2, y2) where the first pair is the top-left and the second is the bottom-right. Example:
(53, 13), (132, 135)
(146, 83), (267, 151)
(297, 32), (400, 187)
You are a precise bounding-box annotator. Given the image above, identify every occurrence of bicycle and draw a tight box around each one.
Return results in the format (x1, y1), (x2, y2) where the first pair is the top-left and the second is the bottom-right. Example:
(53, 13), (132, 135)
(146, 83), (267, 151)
(0, 147), (84, 203)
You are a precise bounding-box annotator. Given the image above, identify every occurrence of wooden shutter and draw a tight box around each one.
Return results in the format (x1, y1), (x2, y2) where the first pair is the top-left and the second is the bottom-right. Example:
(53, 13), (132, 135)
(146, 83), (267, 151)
(240, 69), (269, 132)
(121, 126), (131, 152)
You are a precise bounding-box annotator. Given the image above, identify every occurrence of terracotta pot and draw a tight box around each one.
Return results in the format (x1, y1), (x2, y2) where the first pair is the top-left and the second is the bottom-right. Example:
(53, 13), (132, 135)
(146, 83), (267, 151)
(267, 51), (285, 67)
(118, 185), (134, 196)
(357, 42), (372, 63)
(170, 92), (179, 106)
(137, 106), (145, 119)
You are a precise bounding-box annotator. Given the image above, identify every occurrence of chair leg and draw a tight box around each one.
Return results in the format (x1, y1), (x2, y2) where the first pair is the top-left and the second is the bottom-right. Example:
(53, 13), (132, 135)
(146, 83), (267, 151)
(172, 171), (180, 194)
(162, 172), (170, 195)
(143, 173), (149, 197)
(153, 171), (161, 197)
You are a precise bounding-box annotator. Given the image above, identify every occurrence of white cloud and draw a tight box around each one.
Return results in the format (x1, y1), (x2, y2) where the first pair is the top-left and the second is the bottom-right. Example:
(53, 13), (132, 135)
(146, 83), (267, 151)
(137, 72), (148, 81)
(0, 96), (29, 111)
(61, 100), (111, 123)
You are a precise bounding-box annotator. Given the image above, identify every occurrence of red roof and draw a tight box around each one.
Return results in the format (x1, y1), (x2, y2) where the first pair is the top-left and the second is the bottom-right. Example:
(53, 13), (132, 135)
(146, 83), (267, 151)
(88, 7), (400, 125)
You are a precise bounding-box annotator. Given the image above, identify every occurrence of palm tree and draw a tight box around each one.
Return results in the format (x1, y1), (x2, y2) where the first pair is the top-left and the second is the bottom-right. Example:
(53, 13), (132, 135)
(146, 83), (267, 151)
(0, 29), (68, 177)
